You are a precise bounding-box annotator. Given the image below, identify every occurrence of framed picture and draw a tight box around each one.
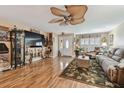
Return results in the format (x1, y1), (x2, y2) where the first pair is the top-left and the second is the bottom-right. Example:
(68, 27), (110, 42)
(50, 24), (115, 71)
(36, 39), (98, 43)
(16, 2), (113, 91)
(109, 34), (114, 46)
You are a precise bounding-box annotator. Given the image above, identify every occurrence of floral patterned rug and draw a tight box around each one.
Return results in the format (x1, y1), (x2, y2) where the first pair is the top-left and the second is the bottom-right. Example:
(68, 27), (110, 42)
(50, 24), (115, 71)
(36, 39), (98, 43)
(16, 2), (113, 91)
(60, 59), (120, 88)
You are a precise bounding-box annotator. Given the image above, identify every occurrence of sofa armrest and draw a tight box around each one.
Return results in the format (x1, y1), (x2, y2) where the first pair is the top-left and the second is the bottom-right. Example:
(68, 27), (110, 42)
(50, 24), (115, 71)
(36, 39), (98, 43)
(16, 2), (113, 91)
(115, 63), (124, 85)
(107, 65), (118, 82)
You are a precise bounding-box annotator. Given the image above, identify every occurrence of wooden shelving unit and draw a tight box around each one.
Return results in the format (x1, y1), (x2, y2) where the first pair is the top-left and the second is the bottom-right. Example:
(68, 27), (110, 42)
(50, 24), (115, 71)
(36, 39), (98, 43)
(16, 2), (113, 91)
(10, 28), (25, 69)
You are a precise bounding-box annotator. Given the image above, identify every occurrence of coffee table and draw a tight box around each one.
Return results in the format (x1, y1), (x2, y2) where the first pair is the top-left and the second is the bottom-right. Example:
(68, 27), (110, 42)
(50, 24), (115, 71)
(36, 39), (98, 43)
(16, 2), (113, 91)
(77, 56), (90, 70)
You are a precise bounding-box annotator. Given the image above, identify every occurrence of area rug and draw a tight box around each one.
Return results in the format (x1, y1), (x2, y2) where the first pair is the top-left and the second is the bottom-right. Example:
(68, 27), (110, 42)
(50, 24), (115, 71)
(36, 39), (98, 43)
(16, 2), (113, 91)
(60, 59), (120, 88)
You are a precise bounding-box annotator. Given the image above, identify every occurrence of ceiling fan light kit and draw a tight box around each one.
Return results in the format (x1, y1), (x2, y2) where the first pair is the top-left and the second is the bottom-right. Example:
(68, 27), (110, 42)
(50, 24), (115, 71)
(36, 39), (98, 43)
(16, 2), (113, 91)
(49, 5), (88, 26)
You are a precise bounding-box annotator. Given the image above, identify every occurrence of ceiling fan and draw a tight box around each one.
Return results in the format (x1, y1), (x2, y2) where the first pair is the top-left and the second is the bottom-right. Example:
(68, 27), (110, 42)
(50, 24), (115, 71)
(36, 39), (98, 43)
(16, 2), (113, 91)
(49, 5), (88, 26)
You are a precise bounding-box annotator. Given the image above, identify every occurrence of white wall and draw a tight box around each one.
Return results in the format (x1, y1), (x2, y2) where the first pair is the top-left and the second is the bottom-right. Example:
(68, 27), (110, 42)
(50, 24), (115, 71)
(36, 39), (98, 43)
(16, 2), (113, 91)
(52, 33), (58, 58)
(110, 23), (124, 48)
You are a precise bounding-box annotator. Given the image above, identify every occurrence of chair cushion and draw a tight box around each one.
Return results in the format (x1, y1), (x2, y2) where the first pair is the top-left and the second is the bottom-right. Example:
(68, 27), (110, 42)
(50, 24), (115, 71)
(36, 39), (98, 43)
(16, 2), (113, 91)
(102, 60), (118, 73)
(96, 55), (109, 65)
(112, 55), (121, 62)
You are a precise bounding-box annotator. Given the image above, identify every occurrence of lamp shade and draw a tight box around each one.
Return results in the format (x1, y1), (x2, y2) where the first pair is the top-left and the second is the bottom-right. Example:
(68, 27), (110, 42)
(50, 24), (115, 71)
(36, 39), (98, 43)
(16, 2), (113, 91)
(102, 42), (107, 47)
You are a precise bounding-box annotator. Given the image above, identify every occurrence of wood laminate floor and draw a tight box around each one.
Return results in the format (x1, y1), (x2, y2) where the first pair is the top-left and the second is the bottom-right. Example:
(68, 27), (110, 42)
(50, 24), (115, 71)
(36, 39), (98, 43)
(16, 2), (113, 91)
(0, 57), (96, 88)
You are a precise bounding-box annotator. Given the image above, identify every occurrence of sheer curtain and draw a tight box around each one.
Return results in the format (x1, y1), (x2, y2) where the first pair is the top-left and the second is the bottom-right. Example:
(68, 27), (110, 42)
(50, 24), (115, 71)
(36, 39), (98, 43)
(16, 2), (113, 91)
(80, 35), (101, 52)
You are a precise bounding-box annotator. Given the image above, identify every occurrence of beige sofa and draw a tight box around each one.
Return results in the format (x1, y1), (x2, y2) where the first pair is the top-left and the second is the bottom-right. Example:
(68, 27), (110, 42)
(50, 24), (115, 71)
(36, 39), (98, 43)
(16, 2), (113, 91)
(96, 48), (124, 85)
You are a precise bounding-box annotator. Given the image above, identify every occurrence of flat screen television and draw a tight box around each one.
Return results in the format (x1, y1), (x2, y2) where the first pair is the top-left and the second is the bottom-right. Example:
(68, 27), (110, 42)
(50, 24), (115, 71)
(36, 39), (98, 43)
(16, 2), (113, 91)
(25, 31), (45, 46)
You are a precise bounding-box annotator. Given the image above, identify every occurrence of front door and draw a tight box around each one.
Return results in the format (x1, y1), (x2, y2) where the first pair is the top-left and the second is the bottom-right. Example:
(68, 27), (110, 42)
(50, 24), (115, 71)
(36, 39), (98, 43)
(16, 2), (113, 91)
(58, 34), (74, 57)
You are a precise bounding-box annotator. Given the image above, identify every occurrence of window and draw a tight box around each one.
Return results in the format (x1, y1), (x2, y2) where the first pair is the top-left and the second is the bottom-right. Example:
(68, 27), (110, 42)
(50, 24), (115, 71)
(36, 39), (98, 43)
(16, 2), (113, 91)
(90, 37), (95, 45)
(80, 36), (101, 46)
(65, 40), (69, 48)
(81, 39), (85, 45)
(95, 37), (100, 45)
(84, 38), (89, 45)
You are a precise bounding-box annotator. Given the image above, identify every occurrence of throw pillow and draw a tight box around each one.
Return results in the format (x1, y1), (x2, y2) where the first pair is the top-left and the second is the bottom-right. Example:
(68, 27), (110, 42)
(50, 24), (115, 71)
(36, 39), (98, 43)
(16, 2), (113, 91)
(114, 49), (124, 57)
(109, 48), (118, 55)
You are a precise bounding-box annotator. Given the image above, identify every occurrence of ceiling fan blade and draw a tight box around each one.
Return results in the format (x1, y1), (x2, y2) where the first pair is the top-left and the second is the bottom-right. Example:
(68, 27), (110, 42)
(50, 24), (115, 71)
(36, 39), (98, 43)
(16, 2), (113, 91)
(65, 5), (88, 19)
(70, 18), (85, 25)
(48, 18), (64, 23)
(50, 7), (70, 17)
(59, 21), (68, 26)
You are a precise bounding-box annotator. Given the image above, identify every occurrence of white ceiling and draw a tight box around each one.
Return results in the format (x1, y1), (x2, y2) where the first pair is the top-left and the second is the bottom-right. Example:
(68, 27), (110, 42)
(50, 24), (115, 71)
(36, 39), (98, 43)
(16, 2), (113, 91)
(0, 5), (124, 34)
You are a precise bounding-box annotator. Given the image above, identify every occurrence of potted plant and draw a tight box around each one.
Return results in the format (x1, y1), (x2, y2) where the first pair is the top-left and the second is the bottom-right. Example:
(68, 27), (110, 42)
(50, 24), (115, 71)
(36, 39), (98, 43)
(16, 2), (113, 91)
(74, 45), (80, 57)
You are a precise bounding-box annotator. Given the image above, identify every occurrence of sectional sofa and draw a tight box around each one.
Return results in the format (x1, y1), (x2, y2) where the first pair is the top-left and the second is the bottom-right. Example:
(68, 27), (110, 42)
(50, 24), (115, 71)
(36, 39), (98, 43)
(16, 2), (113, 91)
(96, 48), (124, 85)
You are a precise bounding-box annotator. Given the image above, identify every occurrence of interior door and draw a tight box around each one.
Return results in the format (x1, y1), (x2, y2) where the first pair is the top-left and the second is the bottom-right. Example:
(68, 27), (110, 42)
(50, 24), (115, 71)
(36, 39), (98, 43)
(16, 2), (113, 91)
(58, 34), (74, 57)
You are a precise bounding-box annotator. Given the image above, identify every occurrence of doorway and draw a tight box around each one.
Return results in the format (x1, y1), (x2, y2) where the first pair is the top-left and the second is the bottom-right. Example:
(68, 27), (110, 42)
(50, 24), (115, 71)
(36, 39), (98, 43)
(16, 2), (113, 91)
(58, 34), (74, 57)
